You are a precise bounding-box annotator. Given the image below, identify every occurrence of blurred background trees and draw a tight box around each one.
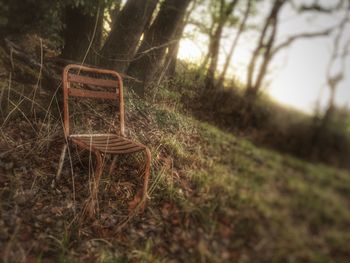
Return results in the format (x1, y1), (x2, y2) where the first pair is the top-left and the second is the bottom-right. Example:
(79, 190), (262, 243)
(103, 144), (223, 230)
(126, 0), (192, 95)
(1, 0), (348, 100)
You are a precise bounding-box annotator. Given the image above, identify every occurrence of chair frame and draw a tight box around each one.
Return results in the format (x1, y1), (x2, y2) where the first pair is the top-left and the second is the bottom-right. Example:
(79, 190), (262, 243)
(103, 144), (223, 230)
(63, 64), (125, 137)
(57, 64), (151, 217)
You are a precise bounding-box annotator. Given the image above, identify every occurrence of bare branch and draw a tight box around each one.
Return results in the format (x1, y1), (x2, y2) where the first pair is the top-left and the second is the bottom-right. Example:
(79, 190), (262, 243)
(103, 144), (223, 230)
(272, 10), (350, 57)
(272, 28), (333, 56)
(291, 0), (346, 13)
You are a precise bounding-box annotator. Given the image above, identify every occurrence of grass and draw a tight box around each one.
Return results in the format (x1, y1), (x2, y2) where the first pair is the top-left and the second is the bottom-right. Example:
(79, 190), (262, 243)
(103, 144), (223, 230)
(1, 43), (350, 262)
(140, 101), (350, 262)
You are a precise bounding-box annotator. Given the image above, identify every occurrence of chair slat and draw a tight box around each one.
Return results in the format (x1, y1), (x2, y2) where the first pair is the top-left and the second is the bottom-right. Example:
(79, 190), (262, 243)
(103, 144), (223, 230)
(68, 73), (118, 88)
(107, 147), (144, 154)
(68, 88), (118, 100)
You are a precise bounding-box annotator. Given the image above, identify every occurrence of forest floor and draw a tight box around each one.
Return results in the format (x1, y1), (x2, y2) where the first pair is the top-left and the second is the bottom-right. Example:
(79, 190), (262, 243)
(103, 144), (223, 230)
(1, 41), (350, 262)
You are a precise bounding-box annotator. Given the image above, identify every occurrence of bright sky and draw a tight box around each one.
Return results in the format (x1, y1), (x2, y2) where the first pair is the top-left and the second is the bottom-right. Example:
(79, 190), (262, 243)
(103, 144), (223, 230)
(178, 1), (350, 114)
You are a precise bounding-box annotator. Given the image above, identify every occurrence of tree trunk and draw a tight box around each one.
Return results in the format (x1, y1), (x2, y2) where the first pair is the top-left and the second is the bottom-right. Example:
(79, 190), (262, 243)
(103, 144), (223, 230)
(217, 0), (252, 87)
(61, 3), (104, 65)
(199, 20), (216, 70)
(163, 0), (197, 78)
(205, 0), (239, 89)
(245, 0), (285, 98)
(164, 24), (185, 78)
(253, 17), (278, 92)
(100, 0), (159, 72)
(205, 23), (224, 88)
(109, 0), (122, 28)
(127, 0), (192, 97)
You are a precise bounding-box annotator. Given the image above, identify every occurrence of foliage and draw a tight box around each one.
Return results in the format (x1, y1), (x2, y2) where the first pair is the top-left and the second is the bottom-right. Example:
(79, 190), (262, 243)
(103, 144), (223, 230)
(0, 0), (114, 46)
(0, 0), (61, 36)
(0, 2), (8, 27)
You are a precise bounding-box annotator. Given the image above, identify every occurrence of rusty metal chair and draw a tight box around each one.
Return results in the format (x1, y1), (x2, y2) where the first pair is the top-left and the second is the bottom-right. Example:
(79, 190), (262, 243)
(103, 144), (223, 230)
(56, 64), (151, 218)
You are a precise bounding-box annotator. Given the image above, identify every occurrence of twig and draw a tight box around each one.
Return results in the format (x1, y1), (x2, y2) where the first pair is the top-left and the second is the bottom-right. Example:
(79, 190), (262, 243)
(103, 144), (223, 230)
(52, 144), (68, 188)
(79, 4), (101, 70)
(4, 38), (60, 88)
(31, 37), (43, 116)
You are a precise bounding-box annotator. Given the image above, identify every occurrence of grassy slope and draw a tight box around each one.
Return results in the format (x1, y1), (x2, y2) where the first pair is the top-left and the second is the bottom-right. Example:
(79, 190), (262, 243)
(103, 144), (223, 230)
(142, 97), (350, 262)
(0, 46), (350, 262)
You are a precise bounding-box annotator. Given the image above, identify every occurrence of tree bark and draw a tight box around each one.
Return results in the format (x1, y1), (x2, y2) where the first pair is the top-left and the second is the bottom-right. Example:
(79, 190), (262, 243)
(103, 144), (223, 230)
(109, 0), (122, 28)
(127, 0), (192, 97)
(61, 3), (104, 65)
(100, 0), (159, 72)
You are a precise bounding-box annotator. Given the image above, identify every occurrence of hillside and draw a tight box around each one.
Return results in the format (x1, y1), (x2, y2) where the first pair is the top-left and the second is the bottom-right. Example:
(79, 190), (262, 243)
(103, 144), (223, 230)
(1, 43), (350, 262)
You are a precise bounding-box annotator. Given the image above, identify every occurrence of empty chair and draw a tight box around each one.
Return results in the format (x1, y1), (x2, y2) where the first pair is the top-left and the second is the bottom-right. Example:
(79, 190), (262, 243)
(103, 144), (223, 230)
(56, 64), (151, 218)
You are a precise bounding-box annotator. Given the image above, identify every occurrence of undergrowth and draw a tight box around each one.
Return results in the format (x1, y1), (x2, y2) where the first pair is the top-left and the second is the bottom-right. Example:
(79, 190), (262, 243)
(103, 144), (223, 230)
(169, 63), (350, 171)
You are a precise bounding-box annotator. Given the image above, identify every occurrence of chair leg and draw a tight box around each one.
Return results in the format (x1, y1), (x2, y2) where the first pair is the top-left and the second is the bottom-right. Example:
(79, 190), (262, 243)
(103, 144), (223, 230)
(141, 147), (152, 207)
(108, 155), (118, 177)
(83, 150), (104, 218)
(52, 144), (68, 188)
(128, 147), (151, 212)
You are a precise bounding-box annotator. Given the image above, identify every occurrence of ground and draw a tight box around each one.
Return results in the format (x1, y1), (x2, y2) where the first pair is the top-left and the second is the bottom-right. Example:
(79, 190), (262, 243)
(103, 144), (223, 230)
(0, 43), (350, 262)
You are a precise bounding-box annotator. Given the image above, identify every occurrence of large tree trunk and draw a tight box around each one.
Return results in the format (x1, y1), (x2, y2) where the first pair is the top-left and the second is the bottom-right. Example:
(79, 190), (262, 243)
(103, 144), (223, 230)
(205, 0), (239, 89)
(61, 3), (104, 65)
(100, 0), (159, 72)
(163, 0), (197, 78)
(217, 0), (252, 87)
(127, 0), (192, 97)
(109, 0), (122, 28)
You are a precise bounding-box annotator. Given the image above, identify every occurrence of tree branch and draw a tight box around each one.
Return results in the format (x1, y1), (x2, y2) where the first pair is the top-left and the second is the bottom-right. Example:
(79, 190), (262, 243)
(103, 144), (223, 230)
(272, 10), (350, 56)
(291, 0), (345, 13)
(272, 28), (333, 56)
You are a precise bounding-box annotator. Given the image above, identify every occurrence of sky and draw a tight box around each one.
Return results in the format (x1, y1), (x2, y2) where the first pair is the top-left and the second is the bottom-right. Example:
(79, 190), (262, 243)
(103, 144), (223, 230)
(177, 0), (350, 114)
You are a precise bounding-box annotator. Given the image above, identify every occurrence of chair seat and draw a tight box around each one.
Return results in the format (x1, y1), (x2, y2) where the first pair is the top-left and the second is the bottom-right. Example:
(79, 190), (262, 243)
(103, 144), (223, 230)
(69, 134), (146, 154)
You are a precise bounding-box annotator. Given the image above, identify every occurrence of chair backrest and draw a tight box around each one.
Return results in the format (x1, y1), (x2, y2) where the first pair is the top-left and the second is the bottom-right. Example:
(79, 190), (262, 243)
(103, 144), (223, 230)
(62, 64), (125, 137)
